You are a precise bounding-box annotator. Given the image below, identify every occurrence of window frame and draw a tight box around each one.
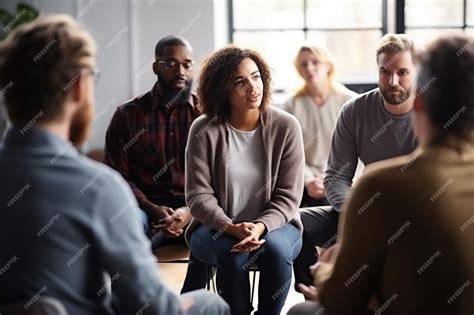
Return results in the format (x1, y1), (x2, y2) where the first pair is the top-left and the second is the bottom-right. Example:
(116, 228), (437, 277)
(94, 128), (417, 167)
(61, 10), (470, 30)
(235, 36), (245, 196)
(228, 0), (473, 92)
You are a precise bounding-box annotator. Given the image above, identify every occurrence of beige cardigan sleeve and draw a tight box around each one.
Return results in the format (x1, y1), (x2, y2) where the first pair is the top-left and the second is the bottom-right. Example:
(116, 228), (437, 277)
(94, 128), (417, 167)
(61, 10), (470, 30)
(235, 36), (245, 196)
(185, 117), (232, 231)
(255, 112), (305, 233)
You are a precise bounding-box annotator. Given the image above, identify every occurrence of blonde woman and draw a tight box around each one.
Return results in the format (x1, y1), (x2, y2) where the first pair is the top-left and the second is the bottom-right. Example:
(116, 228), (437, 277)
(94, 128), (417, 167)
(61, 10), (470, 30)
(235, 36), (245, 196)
(283, 45), (356, 207)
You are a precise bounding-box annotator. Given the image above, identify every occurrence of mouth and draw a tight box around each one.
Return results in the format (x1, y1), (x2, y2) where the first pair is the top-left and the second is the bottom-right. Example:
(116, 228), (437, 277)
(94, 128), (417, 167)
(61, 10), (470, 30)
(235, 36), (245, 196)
(246, 94), (260, 102)
(172, 78), (187, 88)
(388, 89), (402, 94)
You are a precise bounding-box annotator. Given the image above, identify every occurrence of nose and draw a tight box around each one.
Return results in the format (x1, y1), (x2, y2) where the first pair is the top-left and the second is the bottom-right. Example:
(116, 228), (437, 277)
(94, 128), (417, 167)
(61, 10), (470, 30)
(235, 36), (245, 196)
(177, 63), (186, 75)
(245, 79), (258, 92)
(389, 74), (399, 86)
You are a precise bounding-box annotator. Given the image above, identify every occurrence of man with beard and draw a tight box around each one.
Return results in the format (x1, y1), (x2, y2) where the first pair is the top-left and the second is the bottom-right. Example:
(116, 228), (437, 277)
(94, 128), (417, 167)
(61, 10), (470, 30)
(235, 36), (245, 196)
(0, 15), (229, 315)
(294, 33), (419, 291)
(290, 33), (474, 315)
(104, 36), (207, 293)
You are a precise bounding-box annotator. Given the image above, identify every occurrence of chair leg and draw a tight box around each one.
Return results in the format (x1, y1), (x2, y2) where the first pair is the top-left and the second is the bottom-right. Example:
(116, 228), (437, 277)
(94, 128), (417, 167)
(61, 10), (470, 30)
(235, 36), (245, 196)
(206, 266), (216, 292)
(250, 269), (257, 305)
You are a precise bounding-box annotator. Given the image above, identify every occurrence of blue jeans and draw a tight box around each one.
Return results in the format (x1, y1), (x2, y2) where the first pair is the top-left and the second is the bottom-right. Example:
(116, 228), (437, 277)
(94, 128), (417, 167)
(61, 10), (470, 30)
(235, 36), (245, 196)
(138, 208), (209, 293)
(190, 223), (302, 315)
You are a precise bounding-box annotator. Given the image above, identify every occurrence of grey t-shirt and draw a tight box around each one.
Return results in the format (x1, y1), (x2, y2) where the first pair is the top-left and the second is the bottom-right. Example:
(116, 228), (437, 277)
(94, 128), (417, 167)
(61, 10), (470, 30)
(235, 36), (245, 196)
(324, 88), (418, 211)
(227, 123), (265, 221)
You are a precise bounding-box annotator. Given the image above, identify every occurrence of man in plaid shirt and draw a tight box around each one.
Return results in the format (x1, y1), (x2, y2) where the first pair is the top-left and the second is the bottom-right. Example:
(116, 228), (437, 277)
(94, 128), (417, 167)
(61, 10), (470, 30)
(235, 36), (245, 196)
(104, 36), (206, 293)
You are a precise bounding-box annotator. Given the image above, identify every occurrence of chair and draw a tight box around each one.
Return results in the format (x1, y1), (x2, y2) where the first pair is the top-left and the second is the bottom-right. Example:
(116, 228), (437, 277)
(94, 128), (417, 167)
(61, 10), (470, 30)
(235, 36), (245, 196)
(205, 263), (259, 305)
(0, 296), (68, 315)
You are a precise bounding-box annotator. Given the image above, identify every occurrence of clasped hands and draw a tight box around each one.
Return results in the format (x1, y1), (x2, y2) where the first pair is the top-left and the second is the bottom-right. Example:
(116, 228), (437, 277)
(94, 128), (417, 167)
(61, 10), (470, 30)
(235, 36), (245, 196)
(148, 204), (192, 238)
(226, 222), (266, 253)
(305, 176), (325, 199)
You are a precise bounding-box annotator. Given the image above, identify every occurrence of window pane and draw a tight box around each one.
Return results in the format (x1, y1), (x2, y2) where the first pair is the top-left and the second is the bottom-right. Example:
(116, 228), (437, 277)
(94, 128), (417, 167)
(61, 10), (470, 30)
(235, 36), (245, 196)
(468, 0), (474, 25)
(233, 31), (305, 91)
(307, 0), (382, 28)
(233, 0), (304, 29)
(406, 28), (465, 48)
(307, 30), (381, 83)
(405, 0), (463, 27)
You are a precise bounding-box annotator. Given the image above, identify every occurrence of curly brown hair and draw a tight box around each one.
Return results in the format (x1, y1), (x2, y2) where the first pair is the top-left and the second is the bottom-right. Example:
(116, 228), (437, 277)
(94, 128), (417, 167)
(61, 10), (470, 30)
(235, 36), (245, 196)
(197, 45), (272, 120)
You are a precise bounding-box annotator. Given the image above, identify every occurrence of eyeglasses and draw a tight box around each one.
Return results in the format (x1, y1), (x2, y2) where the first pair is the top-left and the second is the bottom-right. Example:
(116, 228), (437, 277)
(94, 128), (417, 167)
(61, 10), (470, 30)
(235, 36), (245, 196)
(157, 59), (194, 70)
(83, 68), (101, 85)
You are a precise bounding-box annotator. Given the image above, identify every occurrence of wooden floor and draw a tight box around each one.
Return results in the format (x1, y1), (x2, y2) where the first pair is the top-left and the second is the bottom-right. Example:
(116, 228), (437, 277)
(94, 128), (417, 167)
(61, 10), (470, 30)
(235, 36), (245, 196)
(157, 259), (304, 314)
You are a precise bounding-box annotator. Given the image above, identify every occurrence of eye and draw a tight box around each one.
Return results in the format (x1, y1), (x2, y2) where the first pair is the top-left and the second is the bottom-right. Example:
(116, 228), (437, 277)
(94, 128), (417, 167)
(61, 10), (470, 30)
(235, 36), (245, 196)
(399, 70), (409, 76)
(165, 60), (177, 68)
(183, 61), (194, 69)
(233, 79), (244, 86)
(253, 73), (261, 80)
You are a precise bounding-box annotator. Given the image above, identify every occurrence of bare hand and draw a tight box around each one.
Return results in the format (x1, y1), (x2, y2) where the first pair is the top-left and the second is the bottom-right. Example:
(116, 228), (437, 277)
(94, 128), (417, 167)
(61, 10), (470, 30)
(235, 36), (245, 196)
(231, 222), (266, 253)
(319, 244), (337, 263)
(305, 177), (325, 199)
(143, 201), (174, 223)
(226, 222), (254, 240)
(297, 284), (319, 301)
(152, 207), (191, 237)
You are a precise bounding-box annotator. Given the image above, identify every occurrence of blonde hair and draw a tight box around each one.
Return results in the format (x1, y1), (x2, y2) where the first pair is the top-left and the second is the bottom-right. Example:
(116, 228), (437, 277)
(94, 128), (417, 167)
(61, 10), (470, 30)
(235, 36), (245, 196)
(294, 45), (348, 96)
(0, 14), (96, 125)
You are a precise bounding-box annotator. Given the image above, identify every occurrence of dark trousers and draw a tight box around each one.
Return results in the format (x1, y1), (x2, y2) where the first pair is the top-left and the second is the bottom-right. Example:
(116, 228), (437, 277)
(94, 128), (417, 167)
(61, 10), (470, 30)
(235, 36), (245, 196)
(293, 206), (339, 291)
(300, 188), (330, 208)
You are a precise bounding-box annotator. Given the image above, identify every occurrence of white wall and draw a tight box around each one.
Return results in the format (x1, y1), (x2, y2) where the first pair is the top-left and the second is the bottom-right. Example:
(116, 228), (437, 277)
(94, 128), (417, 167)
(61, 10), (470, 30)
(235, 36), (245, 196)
(1, 0), (227, 150)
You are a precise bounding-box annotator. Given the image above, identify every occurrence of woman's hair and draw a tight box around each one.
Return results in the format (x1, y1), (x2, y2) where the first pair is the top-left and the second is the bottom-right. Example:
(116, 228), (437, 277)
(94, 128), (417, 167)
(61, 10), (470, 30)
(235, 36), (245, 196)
(0, 14), (96, 126)
(294, 44), (347, 96)
(197, 45), (272, 120)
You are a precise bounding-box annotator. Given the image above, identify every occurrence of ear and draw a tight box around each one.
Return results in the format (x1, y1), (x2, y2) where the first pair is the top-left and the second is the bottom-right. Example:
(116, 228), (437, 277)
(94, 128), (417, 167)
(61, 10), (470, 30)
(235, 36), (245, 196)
(152, 61), (159, 75)
(70, 73), (88, 103)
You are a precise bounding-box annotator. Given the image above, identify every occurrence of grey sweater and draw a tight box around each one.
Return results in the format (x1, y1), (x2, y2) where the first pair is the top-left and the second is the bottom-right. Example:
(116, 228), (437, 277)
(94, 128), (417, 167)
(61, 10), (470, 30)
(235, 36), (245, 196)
(324, 88), (418, 211)
(184, 107), (304, 242)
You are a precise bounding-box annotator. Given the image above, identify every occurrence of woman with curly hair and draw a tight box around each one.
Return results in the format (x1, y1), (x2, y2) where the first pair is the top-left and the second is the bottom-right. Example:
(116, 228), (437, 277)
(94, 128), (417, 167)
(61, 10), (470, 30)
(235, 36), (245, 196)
(183, 46), (304, 314)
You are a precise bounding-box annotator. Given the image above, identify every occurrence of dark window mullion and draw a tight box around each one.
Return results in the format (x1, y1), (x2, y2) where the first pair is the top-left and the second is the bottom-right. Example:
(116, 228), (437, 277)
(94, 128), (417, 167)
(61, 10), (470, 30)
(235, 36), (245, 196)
(396, 0), (405, 33)
(463, 0), (467, 30)
(228, 0), (234, 43)
(303, 0), (308, 40)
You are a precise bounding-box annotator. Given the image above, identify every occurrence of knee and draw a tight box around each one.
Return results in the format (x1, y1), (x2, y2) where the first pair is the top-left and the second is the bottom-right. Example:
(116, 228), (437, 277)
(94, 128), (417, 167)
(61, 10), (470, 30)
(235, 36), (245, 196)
(189, 229), (218, 265)
(260, 233), (301, 264)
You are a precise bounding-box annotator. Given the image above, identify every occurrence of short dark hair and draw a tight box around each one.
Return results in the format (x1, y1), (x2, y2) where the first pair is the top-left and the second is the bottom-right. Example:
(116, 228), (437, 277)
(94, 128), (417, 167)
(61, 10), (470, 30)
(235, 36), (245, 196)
(0, 14), (96, 126)
(197, 45), (272, 120)
(417, 34), (474, 137)
(154, 35), (192, 58)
